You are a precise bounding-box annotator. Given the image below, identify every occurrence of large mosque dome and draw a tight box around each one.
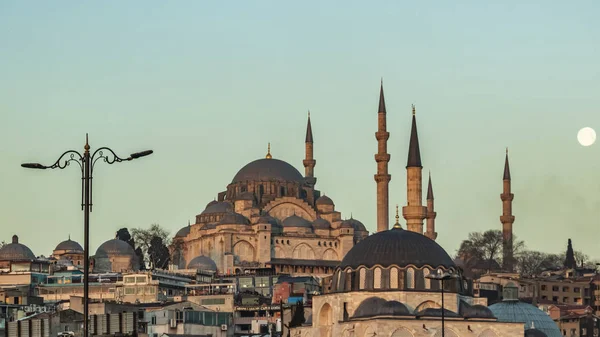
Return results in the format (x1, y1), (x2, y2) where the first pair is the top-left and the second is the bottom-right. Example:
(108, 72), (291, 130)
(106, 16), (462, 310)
(339, 227), (455, 269)
(0, 235), (36, 261)
(95, 239), (136, 258)
(231, 158), (304, 183)
(55, 239), (83, 252)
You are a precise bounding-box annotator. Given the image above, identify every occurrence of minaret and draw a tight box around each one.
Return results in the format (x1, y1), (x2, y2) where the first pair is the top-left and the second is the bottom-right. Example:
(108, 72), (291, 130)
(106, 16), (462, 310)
(303, 111), (317, 187)
(501, 148), (515, 272)
(402, 105), (427, 234)
(425, 172), (437, 240)
(374, 81), (391, 232)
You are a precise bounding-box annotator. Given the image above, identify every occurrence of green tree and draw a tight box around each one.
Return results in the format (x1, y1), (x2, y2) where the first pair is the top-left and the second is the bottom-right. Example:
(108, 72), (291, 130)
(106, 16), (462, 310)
(131, 224), (170, 269)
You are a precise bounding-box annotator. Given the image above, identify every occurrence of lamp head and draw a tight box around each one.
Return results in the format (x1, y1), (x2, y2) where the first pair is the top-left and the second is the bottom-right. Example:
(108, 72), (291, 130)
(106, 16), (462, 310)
(130, 150), (153, 159)
(21, 163), (46, 169)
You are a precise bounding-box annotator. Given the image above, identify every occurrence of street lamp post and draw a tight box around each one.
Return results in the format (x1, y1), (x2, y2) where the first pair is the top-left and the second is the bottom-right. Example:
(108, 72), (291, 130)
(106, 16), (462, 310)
(21, 134), (152, 337)
(425, 270), (459, 337)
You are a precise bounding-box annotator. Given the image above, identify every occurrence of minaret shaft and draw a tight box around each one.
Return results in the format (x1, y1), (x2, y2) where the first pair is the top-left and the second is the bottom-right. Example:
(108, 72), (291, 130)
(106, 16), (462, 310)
(501, 150), (515, 272)
(425, 173), (437, 240)
(402, 107), (427, 234)
(303, 112), (316, 186)
(374, 83), (391, 232)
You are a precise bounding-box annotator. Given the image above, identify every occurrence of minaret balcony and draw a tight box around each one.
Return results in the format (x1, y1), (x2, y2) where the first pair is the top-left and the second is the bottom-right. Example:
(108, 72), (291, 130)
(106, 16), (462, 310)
(500, 193), (514, 201)
(375, 131), (390, 141)
(374, 174), (391, 183)
(500, 215), (515, 223)
(374, 153), (390, 162)
(402, 205), (427, 220)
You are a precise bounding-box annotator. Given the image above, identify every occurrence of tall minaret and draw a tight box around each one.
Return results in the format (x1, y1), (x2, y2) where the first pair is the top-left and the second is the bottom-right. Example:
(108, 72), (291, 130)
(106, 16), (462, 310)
(374, 81), (391, 232)
(501, 148), (515, 272)
(303, 112), (316, 188)
(402, 105), (427, 234)
(425, 172), (437, 240)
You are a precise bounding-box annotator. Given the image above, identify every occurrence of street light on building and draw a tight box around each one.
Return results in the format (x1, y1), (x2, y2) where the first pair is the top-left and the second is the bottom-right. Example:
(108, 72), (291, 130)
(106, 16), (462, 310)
(425, 269), (459, 337)
(21, 134), (152, 337)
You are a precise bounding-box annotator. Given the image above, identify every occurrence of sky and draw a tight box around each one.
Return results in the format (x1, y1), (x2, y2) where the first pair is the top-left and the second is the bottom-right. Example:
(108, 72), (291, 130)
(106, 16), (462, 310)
(1, 1), (599, 261)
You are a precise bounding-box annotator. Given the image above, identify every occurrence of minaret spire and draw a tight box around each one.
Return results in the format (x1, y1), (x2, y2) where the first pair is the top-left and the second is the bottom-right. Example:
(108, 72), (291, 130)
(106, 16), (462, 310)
(425, 172), (437, 240)
(303, 111), (316, 179)
(501, 148), (515, 272)
(403, 105), (427, 234)
(374, 81), (391, 232)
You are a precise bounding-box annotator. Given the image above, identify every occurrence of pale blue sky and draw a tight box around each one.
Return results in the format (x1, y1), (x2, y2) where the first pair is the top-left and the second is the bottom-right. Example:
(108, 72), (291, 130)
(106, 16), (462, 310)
(1, 1), (599, 260)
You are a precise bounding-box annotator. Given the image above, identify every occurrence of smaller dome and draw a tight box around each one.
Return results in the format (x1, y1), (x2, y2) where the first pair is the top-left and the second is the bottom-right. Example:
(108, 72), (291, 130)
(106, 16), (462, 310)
(237, 192), (255, 201)
(175, 225), (191, 238)
(312, 218), (331, 230)
(376, 301), (410, 317)
(525, 329), (548, 337)
(416, 308), (461, 318)
(55, 239), (83, 252)
(316, 195), (334, 206)
(187, 255), (217, 271)
(257, 215), (281, 227)
(201, 201), (232, 215)
(206, 200), (218, 208)
(95, 239), (136, 258)
(462, 304), (496, 319)
(352, 297), (387, 318)
(0, 235), (36, 261)
(219, 212), (250, 225)
(282, 215), (312, 228)
(341, 218), (367, 232)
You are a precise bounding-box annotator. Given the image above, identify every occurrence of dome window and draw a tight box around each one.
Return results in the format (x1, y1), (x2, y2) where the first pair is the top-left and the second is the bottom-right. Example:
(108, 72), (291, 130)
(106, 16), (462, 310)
(406, 268), (415, 289)
(390, 267), (399, 289)
(423, 268), (431, 289)
(374, 267), (382, 289)
(359, 268), (366, 289)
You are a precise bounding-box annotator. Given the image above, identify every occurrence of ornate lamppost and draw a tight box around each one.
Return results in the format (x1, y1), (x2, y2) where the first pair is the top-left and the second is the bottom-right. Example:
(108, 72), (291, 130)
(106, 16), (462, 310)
(21, 134), (152, 337)
(425, 269), (459, 337)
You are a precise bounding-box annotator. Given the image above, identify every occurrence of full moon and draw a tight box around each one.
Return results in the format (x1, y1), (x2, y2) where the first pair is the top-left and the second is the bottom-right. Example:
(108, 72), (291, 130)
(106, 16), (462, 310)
(577, 127), (596, 146)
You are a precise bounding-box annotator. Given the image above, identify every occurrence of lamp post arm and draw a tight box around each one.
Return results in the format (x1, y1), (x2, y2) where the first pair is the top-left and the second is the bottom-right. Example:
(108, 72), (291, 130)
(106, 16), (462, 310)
(89, 147), (130, 212)
(39, 150), (84, 171)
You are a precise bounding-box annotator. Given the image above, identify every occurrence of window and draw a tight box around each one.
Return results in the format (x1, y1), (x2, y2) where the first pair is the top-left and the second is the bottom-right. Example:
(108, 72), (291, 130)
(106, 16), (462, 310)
(574, 287), (581, 293)
(373, 268), (382, 289)
(390, 268), (399, 288)
(136, 276), (147, 283)
(562, 286), (570, 292)
(359, 268), (366, 289)
(255, 277), (269, 288)
(124, 277), (136, 284)
(151, 316), (156, 325)
(423, 269), (431, 289)
(176, 310), (183, 322)
(552, 286), (559, 292)
(541, 285), (547, 291)
(201, 298), (226, 305)
(124, 287), (135, 295)
(406, 268), (415, 289)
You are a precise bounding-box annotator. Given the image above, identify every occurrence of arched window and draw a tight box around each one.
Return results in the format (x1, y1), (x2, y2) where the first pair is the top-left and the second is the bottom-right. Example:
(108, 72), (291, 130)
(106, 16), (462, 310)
(345, 269), (352, 291)
(373, 267), (382, 289)
(406, 267), (415, 289)
(359, 268), (366, 289)
(423, 268), (431, 289)
(390, 267), (399, 288)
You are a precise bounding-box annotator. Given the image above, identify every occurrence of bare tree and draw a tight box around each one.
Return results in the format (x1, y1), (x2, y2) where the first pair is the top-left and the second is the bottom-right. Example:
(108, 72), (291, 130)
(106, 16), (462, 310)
(457, 230), (524, 272)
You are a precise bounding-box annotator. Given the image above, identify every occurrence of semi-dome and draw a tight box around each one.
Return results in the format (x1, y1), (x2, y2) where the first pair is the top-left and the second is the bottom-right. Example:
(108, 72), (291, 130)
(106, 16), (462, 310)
(219, 211), (250, 225)
(489, 301), (561, 337)
(0, 235), (36, 261)
(201, 201), (232, 215)
(525, 328), (548, 337)
(352, 297), (387, 318)
(376, 300), (410, 317)
(341, 218), (367, 232)
(462, 304), (496, 319)
(316, 195), (334, 206)
(95, 239), (136, 258)
(282, 215), (312, 228)
(257, 215), (280, 227)
(231, 158), (304, 183)
(55, 238), (83, 252)
(339, 227), (455, 269)
(312, 218), (331, 230)
(175, 225), (191, 238)
(187, 255), (217, 271)
(416, 308), (461, 318)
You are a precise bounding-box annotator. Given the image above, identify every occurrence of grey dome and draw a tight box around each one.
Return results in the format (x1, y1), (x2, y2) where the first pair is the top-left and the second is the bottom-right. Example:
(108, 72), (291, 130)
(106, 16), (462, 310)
(219, 212), (250, 225)
(339, 227), (455, 269)
(489, 301), (561, 337)
(206, 200), (218, 208)
(55, 239), (83, 252)
(231, 158), (303, 183)
(462, 304), (496, 319)
(282, 215), (312, 228)
(187, 255), (217, 271)
(340, 221), (354, 229)
(341, 218), (367, 232)
(316, 195), (334, 206)
(416, 308), (461, 318)
(201, 201), (232, 215)
(352, 297), (387, 318)
(0, 235), (36, 261)
(376, 300), (410, 316)
(312, 218), (331, 230)
(95, 239), (135, 258)
(175, 226), (190, 238)
(257, 215), (280, 227)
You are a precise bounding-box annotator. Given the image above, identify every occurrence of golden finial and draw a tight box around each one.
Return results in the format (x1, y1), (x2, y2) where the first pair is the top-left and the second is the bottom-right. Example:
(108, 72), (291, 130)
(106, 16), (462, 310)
(412, 104), (416, 115)
(393, 204), (402, 229)
(84, 133), (90, 152)
(266, 143), (272, 159)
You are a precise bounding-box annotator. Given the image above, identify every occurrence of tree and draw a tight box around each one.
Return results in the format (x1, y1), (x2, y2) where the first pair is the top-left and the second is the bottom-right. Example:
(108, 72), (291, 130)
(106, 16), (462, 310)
(516, 251), (563, 276)
(0, 241), (6, 249)
(131, 224), (170, 270)
(564, 239), (576, 269)
(289, 301), (306, 328)
(148, 236), (170, 270)
(457, 230), (524, 272)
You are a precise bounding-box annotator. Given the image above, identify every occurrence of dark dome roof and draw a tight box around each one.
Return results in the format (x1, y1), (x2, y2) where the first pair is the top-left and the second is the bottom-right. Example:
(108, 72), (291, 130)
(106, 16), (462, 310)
(462, 304), (496, 319)
(352, 297), (387, 318)
(231, 158), (304, 183)
(187, 255), (217, 271)
(219, 212), (250, 225)
(206, 200), (218, 208)
(175, 226), (191, 238)
(340, 221), (354, 229)
(416, 308), (461, 318)
(342, 218), (367, 232)
(55, 239), (83, 252)
(282, 215), (312, 228)
(95, 239), (136, 258)
(0, 235), (36, 261)
(376, 301), (410, 316)
(316, 195), (334, 206)
(339, 228), (455, 269)
(201, 201), (232, 215)
(257, 215), (281, 227)
(525, 329), (549, 337)
(312, 218), (331, 230)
